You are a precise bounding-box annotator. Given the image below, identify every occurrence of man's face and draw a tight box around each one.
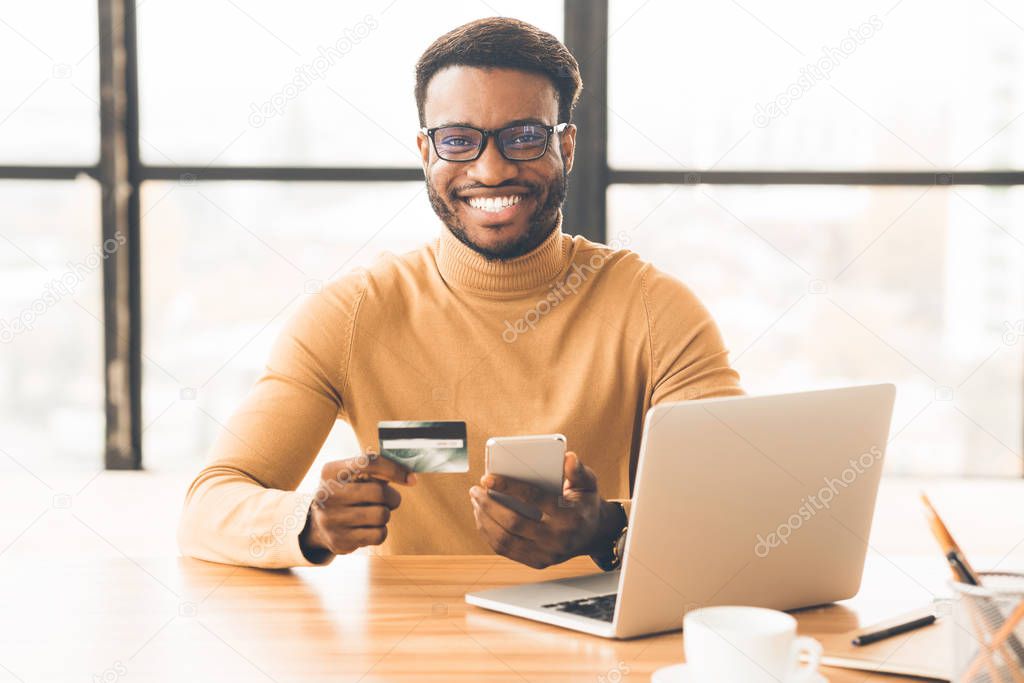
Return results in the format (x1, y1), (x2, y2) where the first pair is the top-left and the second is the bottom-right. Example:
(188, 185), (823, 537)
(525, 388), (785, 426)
(418, 67), (576, 261)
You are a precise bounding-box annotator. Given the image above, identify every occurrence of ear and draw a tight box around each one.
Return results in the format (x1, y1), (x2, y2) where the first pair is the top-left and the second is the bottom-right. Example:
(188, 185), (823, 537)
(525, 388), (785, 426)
(559, 123), (577, 175)
(416, 130), (431, 176)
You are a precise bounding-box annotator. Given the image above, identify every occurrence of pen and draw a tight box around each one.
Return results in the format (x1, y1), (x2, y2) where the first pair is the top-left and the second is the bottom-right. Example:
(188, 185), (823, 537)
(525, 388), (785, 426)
(946, 550), (976, 586)
(851, 614), (936, 647)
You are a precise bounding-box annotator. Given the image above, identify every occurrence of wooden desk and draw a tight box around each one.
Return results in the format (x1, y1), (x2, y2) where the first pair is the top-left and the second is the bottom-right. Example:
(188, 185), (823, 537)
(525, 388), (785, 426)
(1, 474), (1022, 681)
(0, 554), (935, 682)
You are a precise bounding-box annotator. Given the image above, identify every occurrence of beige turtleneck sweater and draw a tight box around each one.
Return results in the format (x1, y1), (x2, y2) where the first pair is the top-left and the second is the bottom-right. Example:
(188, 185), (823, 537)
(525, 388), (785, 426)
(177, 221), (743, 568)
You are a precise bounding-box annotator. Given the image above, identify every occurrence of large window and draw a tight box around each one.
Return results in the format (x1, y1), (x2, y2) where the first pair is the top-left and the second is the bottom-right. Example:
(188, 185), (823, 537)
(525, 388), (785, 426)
(140, 180), (437, 471)
(134, 1), (560, 475)
(605, 0), (1024, 476)
(3, 0), (1022, 477)
(607, 0), (1024, 170)
(136, 1), (561, 167)
(0, 2), (99, 164)
(609, 184), (1024, 475)
(1, 2), (103, 476)
(0, 180), (105, 473)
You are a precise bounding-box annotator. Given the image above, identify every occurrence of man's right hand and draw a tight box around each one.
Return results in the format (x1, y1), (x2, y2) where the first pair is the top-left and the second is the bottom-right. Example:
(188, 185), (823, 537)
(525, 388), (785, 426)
(299, 452), (416, 562)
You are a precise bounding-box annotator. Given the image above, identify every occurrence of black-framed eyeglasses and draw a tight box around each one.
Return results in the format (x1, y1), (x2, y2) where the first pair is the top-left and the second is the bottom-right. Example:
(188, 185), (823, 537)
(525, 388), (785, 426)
(420, 122), (569, 162)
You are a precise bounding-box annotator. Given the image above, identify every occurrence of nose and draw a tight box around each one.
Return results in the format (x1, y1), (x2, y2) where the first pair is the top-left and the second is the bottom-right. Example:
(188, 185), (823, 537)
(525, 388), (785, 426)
(465, 136), (518, 186)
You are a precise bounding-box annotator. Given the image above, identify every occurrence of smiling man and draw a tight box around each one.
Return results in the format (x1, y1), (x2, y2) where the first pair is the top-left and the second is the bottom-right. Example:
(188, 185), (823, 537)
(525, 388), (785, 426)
(178, 17), (742, 570)
(418, 66), (569, 261)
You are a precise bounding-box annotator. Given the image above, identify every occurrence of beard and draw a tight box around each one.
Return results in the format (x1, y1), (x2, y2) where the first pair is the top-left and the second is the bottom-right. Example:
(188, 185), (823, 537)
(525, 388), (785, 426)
(426, 167), (568, 261)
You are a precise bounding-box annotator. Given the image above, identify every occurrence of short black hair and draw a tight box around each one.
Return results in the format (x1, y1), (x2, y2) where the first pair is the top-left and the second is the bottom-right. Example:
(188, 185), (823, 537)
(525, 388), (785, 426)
(414, 17), (582, 127)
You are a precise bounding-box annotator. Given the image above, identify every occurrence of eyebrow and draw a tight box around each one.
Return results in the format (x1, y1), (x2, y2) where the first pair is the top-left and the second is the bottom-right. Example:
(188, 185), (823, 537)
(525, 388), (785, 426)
(432, 117), (551, 129)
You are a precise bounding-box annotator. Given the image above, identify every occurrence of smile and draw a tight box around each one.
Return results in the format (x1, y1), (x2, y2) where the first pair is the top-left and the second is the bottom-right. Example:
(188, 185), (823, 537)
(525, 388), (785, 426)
(465, 195), (524, 213)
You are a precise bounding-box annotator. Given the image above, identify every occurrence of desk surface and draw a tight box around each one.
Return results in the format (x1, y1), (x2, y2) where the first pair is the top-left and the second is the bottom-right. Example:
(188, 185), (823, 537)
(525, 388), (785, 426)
(1, 473), (1023, 682)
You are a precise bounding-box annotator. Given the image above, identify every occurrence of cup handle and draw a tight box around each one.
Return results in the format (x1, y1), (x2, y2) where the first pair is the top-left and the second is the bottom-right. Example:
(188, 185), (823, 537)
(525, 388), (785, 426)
(786, 635), (823, 682)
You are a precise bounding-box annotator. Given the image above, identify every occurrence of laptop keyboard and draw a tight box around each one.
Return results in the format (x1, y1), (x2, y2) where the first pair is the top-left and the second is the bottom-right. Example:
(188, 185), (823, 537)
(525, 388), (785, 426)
(542, 593), (618, 622)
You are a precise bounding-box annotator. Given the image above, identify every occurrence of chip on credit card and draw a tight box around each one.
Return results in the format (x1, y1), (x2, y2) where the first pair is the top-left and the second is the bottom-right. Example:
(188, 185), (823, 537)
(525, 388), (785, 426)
(377, 421), (468, 473)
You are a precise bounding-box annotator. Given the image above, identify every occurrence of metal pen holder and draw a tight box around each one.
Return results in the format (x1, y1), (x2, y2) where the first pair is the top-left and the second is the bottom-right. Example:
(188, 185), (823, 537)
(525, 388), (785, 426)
(951, 572), (1024, 683)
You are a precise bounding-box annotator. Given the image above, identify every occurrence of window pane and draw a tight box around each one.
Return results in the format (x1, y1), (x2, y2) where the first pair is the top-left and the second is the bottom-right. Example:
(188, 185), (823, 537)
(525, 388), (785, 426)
(0, 179), (104, 472)
(608, 0), (1024, 170)
(140, 181), (439, 472)
(609, 184), (1024, 475)
(0, 3), (99, 163)
(136, 1), (562, 166)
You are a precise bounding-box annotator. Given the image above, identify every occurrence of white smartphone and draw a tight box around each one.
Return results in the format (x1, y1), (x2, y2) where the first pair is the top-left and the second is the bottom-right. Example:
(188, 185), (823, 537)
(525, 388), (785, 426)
(484, 434), (566, 520)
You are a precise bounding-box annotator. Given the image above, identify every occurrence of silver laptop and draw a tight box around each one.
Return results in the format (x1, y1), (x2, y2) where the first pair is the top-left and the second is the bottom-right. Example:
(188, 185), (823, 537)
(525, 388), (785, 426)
(465, 384), (896, 639)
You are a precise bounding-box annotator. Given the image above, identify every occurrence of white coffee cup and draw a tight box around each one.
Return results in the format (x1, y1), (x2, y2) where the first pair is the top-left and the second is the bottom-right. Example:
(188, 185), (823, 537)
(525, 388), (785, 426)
(684, 606), (822, 683)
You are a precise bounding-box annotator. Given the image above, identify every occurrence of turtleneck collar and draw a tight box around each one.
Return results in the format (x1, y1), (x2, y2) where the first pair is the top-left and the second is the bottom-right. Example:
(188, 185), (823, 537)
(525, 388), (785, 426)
(435, 214), (572, 295)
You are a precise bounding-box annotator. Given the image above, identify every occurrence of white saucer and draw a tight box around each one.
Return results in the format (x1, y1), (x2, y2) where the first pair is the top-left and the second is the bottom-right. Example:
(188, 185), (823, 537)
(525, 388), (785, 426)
(651, 663), (828, 683)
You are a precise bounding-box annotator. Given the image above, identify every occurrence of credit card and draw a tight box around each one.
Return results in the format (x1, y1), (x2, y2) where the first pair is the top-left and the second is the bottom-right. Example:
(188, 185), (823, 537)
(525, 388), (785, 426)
(378, 420), (468, 473)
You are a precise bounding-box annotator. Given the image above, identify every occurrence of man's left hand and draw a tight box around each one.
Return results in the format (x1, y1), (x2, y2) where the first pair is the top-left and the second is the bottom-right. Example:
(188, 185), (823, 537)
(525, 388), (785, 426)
(469, 451), (623, 569)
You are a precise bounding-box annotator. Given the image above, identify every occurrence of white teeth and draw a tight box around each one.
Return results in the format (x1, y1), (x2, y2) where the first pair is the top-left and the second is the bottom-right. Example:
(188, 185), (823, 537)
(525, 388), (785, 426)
(466, 195), (523, 213)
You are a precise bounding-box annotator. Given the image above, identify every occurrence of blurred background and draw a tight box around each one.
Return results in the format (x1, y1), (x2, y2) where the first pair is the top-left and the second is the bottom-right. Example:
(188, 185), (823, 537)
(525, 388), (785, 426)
(2, 0), (1023, 488)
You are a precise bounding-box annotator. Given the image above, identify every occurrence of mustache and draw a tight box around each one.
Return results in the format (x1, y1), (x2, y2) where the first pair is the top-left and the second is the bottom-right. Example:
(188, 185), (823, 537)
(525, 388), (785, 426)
(447, 180), (541, 199)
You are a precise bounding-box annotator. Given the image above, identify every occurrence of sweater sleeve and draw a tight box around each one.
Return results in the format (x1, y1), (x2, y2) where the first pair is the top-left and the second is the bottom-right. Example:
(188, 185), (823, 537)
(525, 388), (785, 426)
(642, 265), (744, 405)
(177, 273), (365, 568)
(607, 267), (743, 525)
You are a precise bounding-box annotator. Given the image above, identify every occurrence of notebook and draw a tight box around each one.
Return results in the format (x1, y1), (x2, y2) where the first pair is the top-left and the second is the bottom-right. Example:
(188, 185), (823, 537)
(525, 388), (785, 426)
(817, 609), (951, 681)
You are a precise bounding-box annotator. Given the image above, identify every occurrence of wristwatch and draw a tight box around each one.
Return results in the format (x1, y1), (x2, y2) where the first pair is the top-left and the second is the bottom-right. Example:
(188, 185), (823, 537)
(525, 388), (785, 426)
(592, 502), (628, 571)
